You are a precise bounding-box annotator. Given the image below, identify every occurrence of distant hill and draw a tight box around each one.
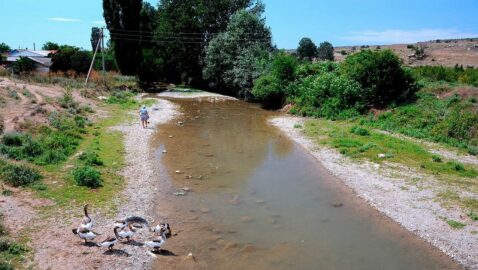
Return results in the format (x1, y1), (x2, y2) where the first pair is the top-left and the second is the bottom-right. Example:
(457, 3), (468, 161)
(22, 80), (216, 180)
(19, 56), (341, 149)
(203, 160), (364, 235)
(333, 38), (478, 67)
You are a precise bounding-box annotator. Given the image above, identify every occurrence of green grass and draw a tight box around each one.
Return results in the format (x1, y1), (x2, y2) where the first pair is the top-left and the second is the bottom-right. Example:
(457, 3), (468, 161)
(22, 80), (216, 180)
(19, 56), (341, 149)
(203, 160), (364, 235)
(303, 119), (478, 184)
(34, 102), (131, 212)
(446, 219), (466, 229)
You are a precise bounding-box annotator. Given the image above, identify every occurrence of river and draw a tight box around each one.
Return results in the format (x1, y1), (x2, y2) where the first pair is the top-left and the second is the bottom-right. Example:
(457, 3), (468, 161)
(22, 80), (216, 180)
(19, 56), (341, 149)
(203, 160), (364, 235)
(150, 97), (461, 270)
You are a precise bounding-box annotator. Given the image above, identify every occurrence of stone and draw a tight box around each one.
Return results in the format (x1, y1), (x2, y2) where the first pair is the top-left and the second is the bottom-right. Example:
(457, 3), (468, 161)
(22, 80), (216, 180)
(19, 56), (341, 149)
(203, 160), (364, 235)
(239, 244), (259, 253)
(378, 153), (387, 158)
(331, 202), (343, 208)
(200, 208), (211, 213)
(255, 199), (265, 204)
(240, 216), (254, 223)
(174, 192), (186, 196)
(175, 170), (183, 174)
(168, 135), (174, 138)
(162, 150), (167, 154)
(266, 218), (277, 224)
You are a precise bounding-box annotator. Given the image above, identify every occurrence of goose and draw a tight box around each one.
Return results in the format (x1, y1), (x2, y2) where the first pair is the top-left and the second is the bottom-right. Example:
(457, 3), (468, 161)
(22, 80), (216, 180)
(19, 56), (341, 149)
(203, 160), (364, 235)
(117, 224), (137, 242)
(114, 216), (149, 229)
(97, 227), (120, 250)
(144, 226), (168, 251)
(79, 204), (93, 230)
(72, 227), (100, 244)
(151, 223), (172, 238)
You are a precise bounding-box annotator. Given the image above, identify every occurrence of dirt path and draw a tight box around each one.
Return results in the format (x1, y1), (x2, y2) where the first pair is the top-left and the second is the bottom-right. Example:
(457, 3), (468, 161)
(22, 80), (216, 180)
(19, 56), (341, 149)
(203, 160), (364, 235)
(270, 116), (478, 270)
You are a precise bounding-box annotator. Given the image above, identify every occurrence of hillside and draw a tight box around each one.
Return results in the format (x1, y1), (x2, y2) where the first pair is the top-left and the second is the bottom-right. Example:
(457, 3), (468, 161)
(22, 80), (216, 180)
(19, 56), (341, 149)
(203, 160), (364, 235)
(334, 38), (478, 67)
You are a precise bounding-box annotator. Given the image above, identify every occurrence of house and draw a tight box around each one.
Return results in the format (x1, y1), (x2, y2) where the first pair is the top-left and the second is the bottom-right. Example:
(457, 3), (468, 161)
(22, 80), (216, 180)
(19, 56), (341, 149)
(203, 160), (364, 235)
(5, 49), (56, 73)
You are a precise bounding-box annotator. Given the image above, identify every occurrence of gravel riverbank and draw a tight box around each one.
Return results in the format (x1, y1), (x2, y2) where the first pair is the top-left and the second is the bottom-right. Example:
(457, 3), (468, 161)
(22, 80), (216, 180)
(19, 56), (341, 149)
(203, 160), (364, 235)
(270, 116), (478, 270)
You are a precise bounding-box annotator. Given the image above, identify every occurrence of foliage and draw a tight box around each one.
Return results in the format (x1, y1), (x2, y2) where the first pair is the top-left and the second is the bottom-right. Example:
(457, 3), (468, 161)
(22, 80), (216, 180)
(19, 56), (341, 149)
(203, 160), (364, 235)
(288, 72), (364, 119)
(203, 9), (273, 96)
(252, 52), (298, 108)
(446, 219), (466, 229)
(12, 57), (36, 74)
(0, 43), (10, 53)
(412, 65), (478, 86)
(90, 27), (101, 52)
(0, 163), (42, 187)
(103, 0), (142, 75)
(317, 41), (334, 61)
(72, 165), (102, 188)
(341, 49), (417, 108)
(79, 151), (104, 166)
(297, 37), (317, 61)
(350, 126), (370, 136)
(41, 42), (60, 50)
(50, 45), (91, 74)
(363, 92), (478, 153)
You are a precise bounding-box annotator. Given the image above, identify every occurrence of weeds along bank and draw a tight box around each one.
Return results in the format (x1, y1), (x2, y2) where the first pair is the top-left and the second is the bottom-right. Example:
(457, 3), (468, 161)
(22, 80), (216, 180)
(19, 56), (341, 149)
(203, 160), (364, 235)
(0, 76), (144, 269)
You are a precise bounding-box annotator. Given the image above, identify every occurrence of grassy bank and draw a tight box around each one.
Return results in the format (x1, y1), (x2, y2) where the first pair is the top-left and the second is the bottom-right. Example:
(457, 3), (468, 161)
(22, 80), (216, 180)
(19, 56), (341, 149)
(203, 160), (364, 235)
(301, 118), (478, 214)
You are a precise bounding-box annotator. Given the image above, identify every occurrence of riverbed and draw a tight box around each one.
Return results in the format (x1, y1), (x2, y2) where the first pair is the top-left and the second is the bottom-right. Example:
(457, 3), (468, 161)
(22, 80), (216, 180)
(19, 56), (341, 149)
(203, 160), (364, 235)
(149, 97), (461, 270)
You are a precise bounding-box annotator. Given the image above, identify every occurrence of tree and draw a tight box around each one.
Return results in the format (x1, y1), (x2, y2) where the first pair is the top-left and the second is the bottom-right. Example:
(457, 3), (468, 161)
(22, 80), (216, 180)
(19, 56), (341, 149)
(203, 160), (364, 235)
(317, 41), (334, 61)
(203, 9), (273, 96)
(50, 45), (91, 74)
(41, 42), (60, 50)
(297, 37), (317, 61)
(12, 57), (36, 74)
(153, 0), (257, 85)
(341, 49), (417, 108)
(0, 42), (10, 53)
(90, 27), (101, 52)
(103, 0), (143, 75)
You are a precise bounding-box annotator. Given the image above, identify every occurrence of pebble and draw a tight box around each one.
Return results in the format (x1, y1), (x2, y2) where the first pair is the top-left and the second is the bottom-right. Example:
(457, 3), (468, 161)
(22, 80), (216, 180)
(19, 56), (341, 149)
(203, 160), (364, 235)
(331, 202), (344, 208)
(175, 170), (183, 174)
(181, 187), (191, 192)
(168, 135), (174, 138)
(255, 199), (265, 204)
(239, 244), (259, 253)
(378, 153), (387, 158)
(240, 216), (254, 223)
(162, 150), (167, 154)
(223, 242), (238, 251)
(200, 208), (211, 213)
(174, 192), (187, 196)
(266, 218), (277, 224)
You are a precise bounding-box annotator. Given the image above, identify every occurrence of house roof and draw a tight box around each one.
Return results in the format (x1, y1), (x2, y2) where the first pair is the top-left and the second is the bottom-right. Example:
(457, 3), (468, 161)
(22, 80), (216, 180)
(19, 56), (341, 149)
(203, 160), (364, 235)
(28, 57), (52, 67)
(8, 50), (56, 58)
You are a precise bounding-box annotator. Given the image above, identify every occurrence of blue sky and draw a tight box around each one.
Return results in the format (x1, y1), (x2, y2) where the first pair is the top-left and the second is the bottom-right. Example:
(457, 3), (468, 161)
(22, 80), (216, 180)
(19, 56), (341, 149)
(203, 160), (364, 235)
(1, 0), (477, 50)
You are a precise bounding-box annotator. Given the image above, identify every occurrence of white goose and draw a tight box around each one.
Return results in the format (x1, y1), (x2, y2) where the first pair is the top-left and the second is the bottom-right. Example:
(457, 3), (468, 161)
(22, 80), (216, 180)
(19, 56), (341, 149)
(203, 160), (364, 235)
(79, 204), (93, 230)
(114, 216), (149, 230)
(72, 227), (100, 244)
(151, 223), (172, 238)
(144, 226), (168, 251)
(117, 224), (137, 242)
(97, 227), (120, 250)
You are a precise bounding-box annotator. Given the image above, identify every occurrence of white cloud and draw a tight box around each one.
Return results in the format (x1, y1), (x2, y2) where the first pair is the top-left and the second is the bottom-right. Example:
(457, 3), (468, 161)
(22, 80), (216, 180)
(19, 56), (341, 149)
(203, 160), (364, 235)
(92, 20), (106, 25)
(48, 17), (80, 22)
(339, 29), (478, 44)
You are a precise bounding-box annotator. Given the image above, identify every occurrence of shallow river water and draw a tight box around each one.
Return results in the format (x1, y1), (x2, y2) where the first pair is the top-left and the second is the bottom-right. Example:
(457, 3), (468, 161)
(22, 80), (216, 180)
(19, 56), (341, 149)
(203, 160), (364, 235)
(151, 97), (461, 270)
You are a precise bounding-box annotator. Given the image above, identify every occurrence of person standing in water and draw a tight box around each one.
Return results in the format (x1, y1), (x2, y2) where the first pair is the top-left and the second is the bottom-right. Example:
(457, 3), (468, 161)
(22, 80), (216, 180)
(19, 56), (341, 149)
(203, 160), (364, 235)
(139, 105), (150, 128)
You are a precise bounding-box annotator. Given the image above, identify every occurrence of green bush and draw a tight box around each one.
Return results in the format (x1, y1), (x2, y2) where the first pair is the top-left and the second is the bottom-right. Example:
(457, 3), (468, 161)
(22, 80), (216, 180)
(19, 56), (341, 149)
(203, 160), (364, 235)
(0, 163), (42, 187)
(350, 126), (370, 136)
(72, 166), (102, 188)
(341, 49), (417, 108)
(252, 75), (284, 109)
(78, 151), (104, 166)
(413, 66), (478, 86)
(432, 155), (442, 163)
(0, 261), (14, 270)
(289, 73), (364, 119)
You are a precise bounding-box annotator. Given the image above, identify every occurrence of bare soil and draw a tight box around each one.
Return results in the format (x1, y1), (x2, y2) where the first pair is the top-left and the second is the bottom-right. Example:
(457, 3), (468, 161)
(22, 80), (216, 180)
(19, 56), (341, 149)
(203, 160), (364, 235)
(335, 38), (478, 67)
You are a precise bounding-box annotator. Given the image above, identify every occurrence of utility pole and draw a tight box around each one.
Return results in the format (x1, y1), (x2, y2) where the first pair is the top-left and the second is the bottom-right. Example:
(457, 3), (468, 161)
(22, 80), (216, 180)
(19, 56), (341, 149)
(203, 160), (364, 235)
(85, 32), (102, 86)
(101, 28), (106, 88)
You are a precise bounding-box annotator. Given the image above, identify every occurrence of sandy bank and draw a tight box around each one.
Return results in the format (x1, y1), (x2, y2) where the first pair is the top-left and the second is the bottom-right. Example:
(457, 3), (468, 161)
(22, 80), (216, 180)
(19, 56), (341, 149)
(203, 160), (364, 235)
(270, 116), (478, 270)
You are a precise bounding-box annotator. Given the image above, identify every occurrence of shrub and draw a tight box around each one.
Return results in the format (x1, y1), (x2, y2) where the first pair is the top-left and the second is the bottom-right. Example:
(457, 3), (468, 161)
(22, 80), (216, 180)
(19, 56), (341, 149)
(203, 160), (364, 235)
(341, 49), (417, 108)
(432, 155), (442, 163)
(350, 126), (370, 136)
(0, 163), (42, 187)
(289, 73), (364, 119)
(252, 75), (284, 109)
(1, 133), (24, 147)
(446, 219), (466, 229)
(317, 41), (334, 61)
(78, 151), (104, 166)
(12, 57), (35, 74)
(0, 261), (14, 270)
(72, 166), (102, 188)
(468, 146), (478, 156)
(297, 37), (318, 60)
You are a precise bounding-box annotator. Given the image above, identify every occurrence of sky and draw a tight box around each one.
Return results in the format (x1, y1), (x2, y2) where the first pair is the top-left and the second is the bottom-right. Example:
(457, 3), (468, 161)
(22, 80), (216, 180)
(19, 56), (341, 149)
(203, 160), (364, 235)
(1, 0), (477, 50)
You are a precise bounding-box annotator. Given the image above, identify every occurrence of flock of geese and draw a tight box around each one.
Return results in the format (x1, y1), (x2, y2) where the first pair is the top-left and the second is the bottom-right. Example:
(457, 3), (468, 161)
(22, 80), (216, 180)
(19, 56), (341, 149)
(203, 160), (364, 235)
(72, 205), (172, 252)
